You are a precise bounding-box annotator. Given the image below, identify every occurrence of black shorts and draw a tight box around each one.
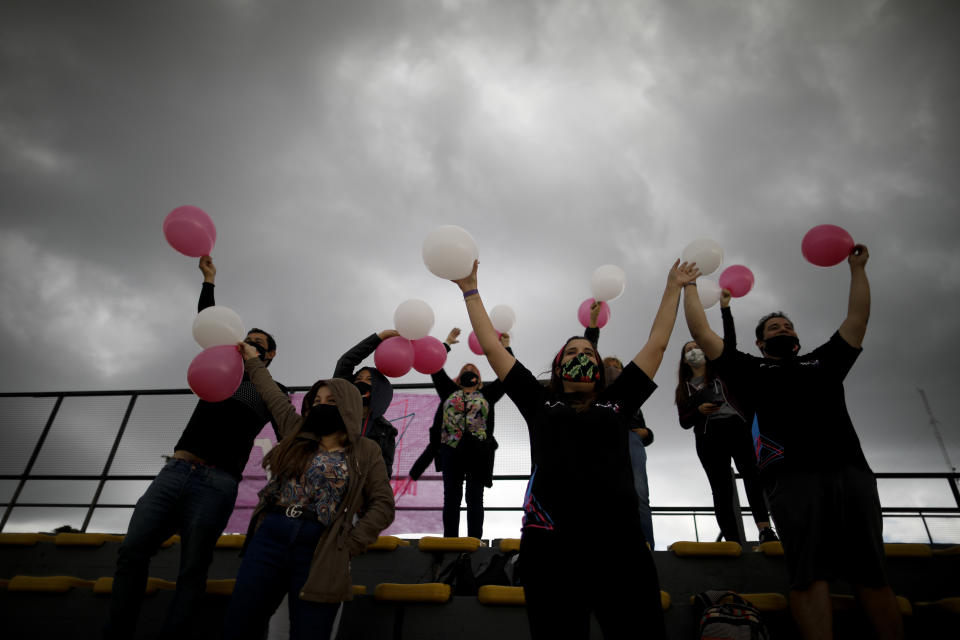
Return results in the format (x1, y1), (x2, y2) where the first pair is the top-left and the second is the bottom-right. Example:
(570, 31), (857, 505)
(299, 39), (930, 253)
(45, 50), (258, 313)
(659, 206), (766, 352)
(767, 465), (888, 590)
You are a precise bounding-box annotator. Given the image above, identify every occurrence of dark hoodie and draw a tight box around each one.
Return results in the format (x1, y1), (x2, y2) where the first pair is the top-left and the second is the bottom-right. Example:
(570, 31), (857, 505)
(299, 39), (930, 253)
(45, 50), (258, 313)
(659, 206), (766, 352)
(334, 334), (399, 478)
(241, 360), (395, 602)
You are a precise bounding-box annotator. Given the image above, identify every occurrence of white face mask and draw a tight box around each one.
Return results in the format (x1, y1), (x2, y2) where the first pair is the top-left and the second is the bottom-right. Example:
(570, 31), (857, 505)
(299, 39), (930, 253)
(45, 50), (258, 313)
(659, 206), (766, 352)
(684, 348), (705, 367)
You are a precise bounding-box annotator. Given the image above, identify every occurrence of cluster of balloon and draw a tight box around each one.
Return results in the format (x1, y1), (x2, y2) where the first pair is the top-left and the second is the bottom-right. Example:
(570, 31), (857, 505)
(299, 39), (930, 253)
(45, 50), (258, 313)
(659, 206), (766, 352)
(375, 299), (445, 377)
(188, 306), (245, 402)
(422, 225), (479, 280)
(719, 265), (755, 298)
(576, 265), (624, 328)
(802, 224), (854, 267)
(465, 304), (516, 355)
(163, 206), (216, 257)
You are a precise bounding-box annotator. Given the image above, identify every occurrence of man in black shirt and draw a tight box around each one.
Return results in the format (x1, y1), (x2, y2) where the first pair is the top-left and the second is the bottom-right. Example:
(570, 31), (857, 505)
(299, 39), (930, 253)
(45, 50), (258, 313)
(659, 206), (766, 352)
(105, 256), (289, 640)
(683, 244), (902, 640)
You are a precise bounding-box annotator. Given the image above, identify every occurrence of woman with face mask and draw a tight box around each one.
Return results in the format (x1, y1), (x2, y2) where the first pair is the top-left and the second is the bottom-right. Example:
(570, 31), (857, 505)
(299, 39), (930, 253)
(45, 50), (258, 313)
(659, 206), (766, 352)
(450, 259), (695, 640)
(675, 289), (777, 547)
(223, 342), (395, 640)
(415, 327), (513, 539)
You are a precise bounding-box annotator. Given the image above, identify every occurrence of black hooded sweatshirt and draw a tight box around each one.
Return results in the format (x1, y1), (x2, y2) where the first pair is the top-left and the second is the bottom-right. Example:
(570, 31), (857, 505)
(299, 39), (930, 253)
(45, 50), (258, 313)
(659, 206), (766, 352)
(334, 334), (399, 478)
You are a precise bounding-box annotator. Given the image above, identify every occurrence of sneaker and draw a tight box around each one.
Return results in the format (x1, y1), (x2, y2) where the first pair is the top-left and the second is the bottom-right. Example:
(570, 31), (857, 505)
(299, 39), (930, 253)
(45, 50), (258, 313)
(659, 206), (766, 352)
(758, 527), (779, 544)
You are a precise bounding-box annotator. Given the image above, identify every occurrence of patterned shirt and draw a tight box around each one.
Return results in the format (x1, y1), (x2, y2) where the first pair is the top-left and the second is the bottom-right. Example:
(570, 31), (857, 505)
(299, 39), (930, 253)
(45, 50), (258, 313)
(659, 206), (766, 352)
(441, 390), (490, 447)
(261, 449), (349, 526)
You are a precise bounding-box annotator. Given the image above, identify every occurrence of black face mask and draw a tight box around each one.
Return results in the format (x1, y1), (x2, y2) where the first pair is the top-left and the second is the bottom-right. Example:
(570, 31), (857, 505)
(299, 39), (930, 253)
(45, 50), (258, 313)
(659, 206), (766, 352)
(302, 404), (345, 436)
(244, 339), (268, 361)
(459, 371), (479, 388)
(762, 335), (800, 359)
(354, 381), (372, 406)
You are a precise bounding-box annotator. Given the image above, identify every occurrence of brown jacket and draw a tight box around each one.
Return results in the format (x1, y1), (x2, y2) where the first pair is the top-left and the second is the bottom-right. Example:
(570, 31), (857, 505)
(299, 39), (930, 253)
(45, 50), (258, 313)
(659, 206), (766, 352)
(243, 358), (395, 603)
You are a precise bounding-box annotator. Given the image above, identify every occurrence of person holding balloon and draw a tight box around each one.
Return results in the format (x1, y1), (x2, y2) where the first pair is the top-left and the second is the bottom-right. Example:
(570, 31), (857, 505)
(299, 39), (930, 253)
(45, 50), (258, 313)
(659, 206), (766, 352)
(417, 327), (513, 539)
(224, 342), (395, 640)
(333, 330), (401, 478)
(675, 289), (777, 546)
(683, 244), (903, 640)
(582, 302), (658, 550)
(106, 256), (291, 640)
(451, 259), (697, 639)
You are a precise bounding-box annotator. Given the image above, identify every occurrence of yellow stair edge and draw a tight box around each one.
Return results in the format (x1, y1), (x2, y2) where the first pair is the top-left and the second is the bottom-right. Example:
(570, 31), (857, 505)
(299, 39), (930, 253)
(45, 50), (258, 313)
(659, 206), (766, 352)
(478, 585), (525, 605)
(160, 535), (180, 548)
(367, 536), (410, 551)
(660, 590), (671, 611)
(8, 575), (96, 592)
(932, 545), (960, 556)
(418, 536), (482, 553)
(498, 538), (521, 553)
(54, 533), (124, 547)
(374, 583), (451, 603)
(353, 585), (367, 596)
(830, 593), (912, 616)
(215, 534), (246, 549)
(884, 543), (933, 558)
(668, 541), (742, 557)
(0, 533), (56, 546)
(914, 597), (960, 614)
(758, 541), (784, 556)
(205, 579), (236, 595)
(688, 592), (788, 612)
(93, 576), (174, 595)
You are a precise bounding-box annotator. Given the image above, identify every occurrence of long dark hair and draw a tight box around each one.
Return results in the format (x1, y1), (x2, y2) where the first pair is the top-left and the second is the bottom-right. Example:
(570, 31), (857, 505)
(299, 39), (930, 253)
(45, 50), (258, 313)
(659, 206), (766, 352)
(548, 336), (606, 396)
(263, 381), (345, 481)
(674, 341), (716, 406)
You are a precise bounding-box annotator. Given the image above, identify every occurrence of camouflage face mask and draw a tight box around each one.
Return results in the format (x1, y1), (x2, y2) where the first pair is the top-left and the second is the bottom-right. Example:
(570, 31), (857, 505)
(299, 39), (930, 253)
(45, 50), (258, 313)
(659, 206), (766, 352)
(559, 353), (599, 383)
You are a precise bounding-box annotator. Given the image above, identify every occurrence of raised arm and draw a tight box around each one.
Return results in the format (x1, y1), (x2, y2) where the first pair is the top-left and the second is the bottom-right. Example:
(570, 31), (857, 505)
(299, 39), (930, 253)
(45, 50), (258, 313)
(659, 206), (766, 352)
(198, 255), (216, 313)
(720, 289), (737, 349)
(683, 279), (724, 360)
(452, 260), (516, 382)
(838, 244), (870, 348)
(632, 261), (699, 379)
(333, 329), (400, 379)
(239, 343), (301, 438)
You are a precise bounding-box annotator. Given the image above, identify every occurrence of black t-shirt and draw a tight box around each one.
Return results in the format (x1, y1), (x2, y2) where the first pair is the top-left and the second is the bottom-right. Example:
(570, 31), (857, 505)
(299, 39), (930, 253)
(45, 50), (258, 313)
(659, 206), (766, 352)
(503, 359), (657, 534)
(711, 331), (871, 480)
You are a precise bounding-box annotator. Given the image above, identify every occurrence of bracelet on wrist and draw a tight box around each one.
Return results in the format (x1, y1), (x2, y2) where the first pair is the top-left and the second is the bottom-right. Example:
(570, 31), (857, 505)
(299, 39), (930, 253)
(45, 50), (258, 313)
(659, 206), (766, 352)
(463, 288), (479, 299)
(683, 282), (697, 288)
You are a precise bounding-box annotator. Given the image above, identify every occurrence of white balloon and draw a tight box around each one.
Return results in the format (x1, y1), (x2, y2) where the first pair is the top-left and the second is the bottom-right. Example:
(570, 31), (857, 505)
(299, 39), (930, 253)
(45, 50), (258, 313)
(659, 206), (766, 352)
(393, 299), (435, 340)
(590, 264), (627, 302)
(681, 238), (724, 276)
(192, 306), (244, 349)
(489, 304), (516, 333)
(422, 225), (479, 280)
(698, 278), (722, 309)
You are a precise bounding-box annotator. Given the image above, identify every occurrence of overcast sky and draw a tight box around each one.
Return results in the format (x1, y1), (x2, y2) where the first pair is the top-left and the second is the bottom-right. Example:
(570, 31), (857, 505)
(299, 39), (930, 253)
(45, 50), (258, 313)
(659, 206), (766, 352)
(2, 0), (959, 503)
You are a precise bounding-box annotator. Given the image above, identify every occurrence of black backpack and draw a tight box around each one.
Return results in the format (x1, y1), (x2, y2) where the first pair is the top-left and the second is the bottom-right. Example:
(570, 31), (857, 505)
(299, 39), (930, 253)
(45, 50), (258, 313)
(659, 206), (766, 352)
(694, 590), (771, 640)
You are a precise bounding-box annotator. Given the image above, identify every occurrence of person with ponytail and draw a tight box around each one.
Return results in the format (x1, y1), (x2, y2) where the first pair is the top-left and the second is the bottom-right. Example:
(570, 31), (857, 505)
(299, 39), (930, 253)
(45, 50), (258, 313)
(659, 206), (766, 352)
(676, 289), (777, 546)
(223, 343), (395, 640)
(450, 258), (697, 640)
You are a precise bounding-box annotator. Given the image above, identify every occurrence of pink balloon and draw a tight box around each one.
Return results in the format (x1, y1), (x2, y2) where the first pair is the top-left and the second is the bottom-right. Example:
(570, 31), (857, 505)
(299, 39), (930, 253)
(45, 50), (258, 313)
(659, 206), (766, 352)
(468, 331), (483, 355)
(374, 336), (415, 378)
(577, 298), (611, 328)
(719, 265), (755, 298)
(801, 224), (854, 267)
(187, 345), (243, 402)
(412, 336), (447, 374)
(163, 206), (217, 257)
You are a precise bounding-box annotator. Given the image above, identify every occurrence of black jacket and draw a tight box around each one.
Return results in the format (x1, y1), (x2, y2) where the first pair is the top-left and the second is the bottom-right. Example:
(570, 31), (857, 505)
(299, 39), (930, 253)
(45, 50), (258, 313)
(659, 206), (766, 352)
(334, 333), (399, 478)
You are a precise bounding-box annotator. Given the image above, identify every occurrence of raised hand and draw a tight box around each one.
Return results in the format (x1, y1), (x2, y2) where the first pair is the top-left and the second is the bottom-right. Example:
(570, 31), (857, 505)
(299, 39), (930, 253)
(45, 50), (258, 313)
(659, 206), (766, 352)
(446, 328), (461, 345)
(199, 256), (216, 283)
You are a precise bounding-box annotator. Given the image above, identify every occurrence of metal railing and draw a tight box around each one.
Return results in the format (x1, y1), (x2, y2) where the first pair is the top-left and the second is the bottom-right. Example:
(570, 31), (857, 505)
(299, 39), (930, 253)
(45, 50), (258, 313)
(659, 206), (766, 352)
(2, 388), (958, 542)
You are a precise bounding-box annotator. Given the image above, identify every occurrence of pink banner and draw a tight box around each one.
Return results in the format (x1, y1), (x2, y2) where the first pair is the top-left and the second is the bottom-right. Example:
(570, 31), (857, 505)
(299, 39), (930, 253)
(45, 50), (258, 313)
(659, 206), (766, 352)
(225, 392), (443, 534)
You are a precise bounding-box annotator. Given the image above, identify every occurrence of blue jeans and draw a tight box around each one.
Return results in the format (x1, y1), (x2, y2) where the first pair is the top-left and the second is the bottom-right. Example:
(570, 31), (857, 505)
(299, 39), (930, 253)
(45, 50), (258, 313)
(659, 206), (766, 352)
(628, 431), (655, 549)
(105, 458), (238, 640)
(223, 512), (340, 640)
